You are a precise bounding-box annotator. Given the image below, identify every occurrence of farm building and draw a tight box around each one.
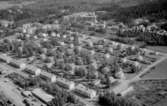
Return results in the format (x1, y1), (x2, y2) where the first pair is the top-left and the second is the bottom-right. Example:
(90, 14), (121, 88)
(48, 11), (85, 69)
(40, 71), (56, 82)
(23, 65), (41, 76)
(74, 84), (97, 99)
(8, 59), (26, 69)
(56, 78), (75, 90)
(32, 88), (54, 104)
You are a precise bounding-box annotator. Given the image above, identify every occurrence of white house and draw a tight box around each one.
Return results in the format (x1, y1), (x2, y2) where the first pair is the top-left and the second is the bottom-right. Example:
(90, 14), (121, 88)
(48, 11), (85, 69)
(56, 78), (75, 90)
(104, 53), (111, 59)
(122, 58), (128, 63)
(74, 84), (97, 99)
(40, 72), (56, 82)
(90, 50), (95, 55)
(8, 59), (26, 70)
(24, 65), (41, 76)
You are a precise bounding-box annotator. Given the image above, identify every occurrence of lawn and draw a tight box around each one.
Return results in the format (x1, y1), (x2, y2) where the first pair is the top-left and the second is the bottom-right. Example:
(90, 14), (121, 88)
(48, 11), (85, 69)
(0, 1), (35, 10)
(146, 46), (167, 53)
(154, 97), (167, 106)
(130, 79), (167, 106)
(0, 1), (14, 10)
(141, 59), (167, 80)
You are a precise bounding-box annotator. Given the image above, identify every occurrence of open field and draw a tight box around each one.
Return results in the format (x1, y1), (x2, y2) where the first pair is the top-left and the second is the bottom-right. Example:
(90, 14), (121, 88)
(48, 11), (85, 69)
(154, 97), (167, 106)
(147, 46), (167, 53)
(130, 79), (167, 106)
(0, 1), (35, 10)
(25, 0), (151, 13)
(141, 59), (167, 80)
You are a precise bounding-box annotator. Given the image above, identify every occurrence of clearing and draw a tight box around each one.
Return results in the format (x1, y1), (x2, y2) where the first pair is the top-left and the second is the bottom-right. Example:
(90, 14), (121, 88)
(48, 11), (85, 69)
(141, 59), (167, 80)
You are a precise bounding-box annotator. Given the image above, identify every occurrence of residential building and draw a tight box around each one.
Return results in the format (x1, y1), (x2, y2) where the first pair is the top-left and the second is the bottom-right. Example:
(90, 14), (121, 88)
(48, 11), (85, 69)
(56, 77), (75, 90)
(32, 88), (54, 104)
(23, 65), (41, 76)
(8, 59), (26, 69)
(74, 84), (97, 99)
(40, 71), (56, 82)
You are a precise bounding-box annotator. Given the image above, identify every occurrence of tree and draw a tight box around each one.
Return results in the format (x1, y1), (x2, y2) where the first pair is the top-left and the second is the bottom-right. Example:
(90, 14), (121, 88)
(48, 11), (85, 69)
(74, 67), (86, 77)
(64, 64), (73, 72)
(98, 92), (140, 106)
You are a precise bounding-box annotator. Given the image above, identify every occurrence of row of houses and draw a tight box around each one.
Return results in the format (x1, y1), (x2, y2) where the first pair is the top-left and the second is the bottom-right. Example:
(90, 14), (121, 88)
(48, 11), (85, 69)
(0, 53), (97, 99)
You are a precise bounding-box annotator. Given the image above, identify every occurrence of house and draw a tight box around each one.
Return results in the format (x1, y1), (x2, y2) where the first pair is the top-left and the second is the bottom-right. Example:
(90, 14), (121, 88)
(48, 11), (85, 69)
(56, 78), (75, 90)
(104, 53), (111, 59)
(74, 84), (97, 99)
(115, 70), (126, 80)
(45, 62), (54, 69)
(131, 46), (136, 51)
(40, 71), (56, 82)
(23, 65), (41, 76)
(21, 91), (32, 97)
(133, 18), (149, 25)
(90, 50), (95, 55)
(8, 59), (26, 69)
(32, 88), (54, 104)
(0, 20), (14, 27)
(109, 76), (117, 84)
(120, 44), (127, 50)
(122, 58), (128, 63)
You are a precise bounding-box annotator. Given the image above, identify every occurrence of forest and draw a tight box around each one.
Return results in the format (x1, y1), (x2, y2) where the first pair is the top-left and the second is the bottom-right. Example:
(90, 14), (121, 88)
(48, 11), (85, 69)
(98, 92), (140, 106)
(99, 0), (167, 23)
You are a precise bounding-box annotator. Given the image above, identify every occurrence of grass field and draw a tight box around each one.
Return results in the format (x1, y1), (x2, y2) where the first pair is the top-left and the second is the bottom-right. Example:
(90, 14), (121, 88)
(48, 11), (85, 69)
(0, 1), (35, 10)
(154, 97), (167, 106)
(141, 59), (167, 80)
(130, 79), (167, 106)
(147, 46), (167, 53)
